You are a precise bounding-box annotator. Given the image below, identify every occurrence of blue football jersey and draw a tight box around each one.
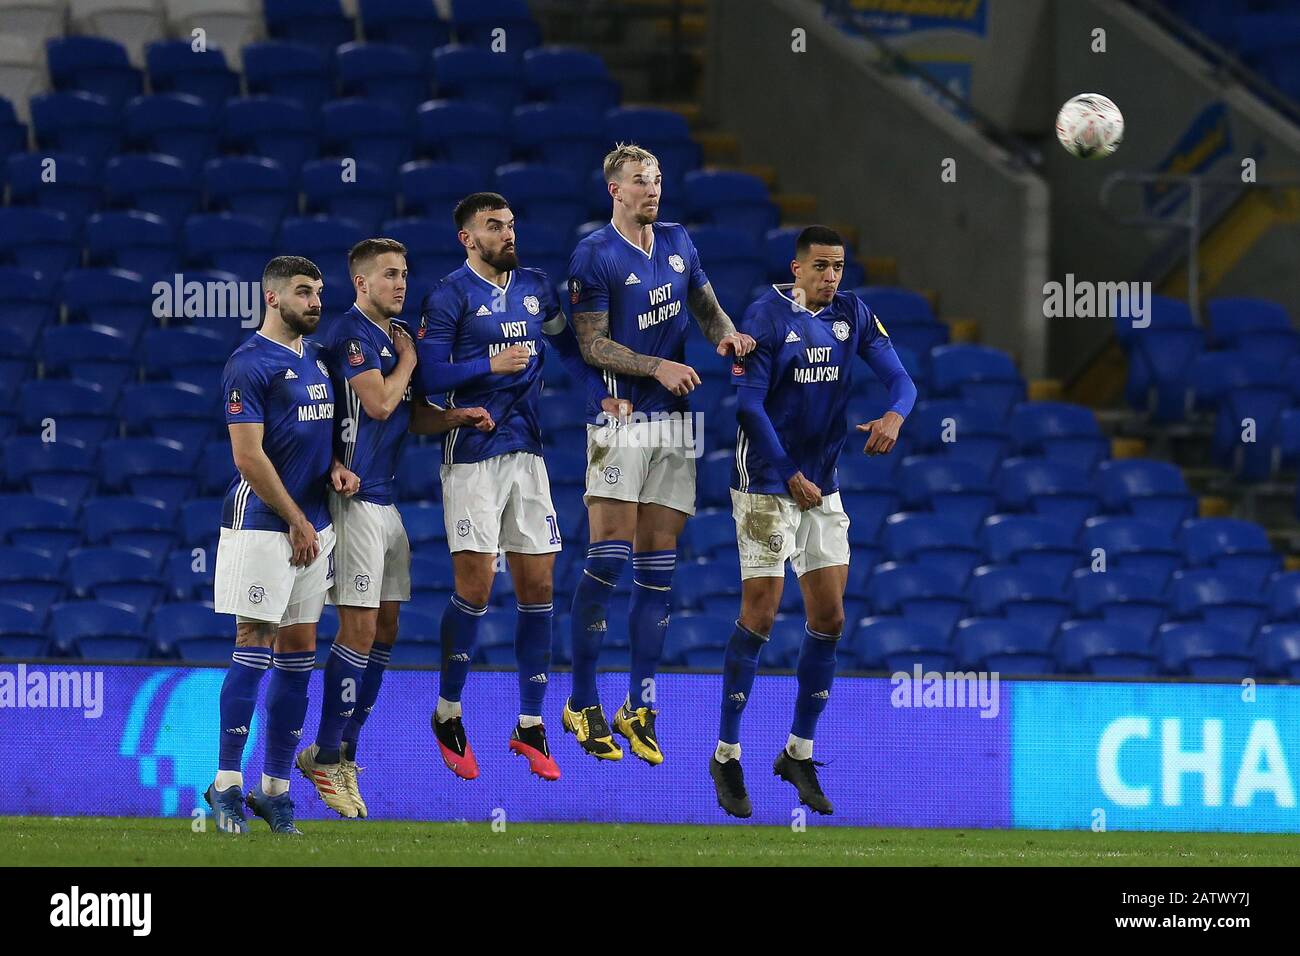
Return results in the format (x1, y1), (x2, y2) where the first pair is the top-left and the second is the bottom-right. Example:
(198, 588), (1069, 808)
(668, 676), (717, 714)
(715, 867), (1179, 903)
(317, 305), (411, 506)
(567, 221), (709, 424)
(415, 263), (563, 465)
(731, 285), (900, 496)
(220, 332), (335, 532)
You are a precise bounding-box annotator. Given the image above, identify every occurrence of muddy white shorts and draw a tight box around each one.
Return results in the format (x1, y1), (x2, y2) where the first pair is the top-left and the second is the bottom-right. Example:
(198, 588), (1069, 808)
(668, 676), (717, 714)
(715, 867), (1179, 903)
(584, 419), (697, 516)
(441, 451), (562, 554)
(327, 494), (411, 607)
(730, 489), (850, 580)
(214, 524), (337, 624)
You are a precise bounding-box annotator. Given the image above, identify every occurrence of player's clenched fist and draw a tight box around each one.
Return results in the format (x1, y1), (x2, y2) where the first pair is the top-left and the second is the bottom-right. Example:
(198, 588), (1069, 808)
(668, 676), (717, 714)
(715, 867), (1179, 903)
(330, 460), (361, 496)
(489, 343), (531, 374)
(786, 471), (823, 511)
(453, 406), (495, 432)
(716, 332), (756, 358)
(653, 359), (700, 396)
(392, 323), (416, 363)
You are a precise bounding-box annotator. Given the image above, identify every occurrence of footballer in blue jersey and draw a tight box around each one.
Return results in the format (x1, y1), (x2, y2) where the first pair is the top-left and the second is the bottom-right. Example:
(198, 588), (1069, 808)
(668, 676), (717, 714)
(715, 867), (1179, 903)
(415, 192), (623, 783)
(292, 239), (441, 816)
(711, 226), (916, 819)
(562, 143), (756, 766)
(208, 255), (362, 835)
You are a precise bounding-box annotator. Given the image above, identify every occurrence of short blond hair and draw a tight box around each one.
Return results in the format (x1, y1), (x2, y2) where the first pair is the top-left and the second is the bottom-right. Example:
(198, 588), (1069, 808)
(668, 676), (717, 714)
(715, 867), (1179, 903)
(603, 142), (661, 182)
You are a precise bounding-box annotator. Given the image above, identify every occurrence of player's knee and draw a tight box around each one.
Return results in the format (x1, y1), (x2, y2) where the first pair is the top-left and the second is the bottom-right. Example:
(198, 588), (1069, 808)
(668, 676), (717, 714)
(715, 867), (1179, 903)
(235, 621), (275, 647)
(740, 608), (776, 637)
(516, 581), (554, 606)
(808, 613), (844, 638)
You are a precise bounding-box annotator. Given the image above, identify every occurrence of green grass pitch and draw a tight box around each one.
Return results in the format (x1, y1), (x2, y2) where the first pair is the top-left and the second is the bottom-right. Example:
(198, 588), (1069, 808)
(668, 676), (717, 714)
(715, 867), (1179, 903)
(3, 816), (1299, 866)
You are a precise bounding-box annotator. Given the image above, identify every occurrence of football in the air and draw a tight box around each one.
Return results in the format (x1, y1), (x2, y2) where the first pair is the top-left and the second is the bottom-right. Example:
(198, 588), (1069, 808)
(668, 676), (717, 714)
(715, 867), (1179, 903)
(1055, 93), (1125, 159)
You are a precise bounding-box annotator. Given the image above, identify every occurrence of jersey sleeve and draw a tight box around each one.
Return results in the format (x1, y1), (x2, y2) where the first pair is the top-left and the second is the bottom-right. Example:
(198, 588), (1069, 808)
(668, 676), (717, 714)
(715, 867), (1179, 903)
(855, 298), (917, 418)
(222, 353), (269, 425)
(335, 332), (382, 381)
(414, 281), (492, 401)
(568, 242), (609, 314)
(730, 306), (776, 393)
(685, 232), (710, 293)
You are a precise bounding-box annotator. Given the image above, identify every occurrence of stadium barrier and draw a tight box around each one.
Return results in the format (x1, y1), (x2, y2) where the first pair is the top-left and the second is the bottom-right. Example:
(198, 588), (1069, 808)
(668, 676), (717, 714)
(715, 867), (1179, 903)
(2, 664), (1294, 831)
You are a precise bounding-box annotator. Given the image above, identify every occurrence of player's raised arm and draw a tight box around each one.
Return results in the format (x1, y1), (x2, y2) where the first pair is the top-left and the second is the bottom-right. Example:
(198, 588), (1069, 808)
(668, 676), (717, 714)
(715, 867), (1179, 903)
(228, 421), (318, 566)
(852, 303), (918, 457)
(686, 281), (755, 358)
(541, 294), (633, 419)
(345, 322), (418, 422)
(414, 284), (528, 397)
(572, 307), (700, 396)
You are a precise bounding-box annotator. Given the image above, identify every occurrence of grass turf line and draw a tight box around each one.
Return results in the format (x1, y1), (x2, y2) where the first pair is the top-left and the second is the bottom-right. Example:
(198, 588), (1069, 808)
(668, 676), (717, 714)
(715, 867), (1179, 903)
(3, 817), (1300, 866)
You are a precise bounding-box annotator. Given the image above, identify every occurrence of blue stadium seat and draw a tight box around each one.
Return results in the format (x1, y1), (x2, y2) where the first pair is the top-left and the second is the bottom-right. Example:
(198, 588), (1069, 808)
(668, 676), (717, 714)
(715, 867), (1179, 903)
(493, 163), (585, 238)
(673, 561), (741, 612)
(403, 502), (447, 546)
(220, 96), (318, 174)
(82, 496), (175, 555)
(301, 159), (394, 233)
(954, 618), (1055, 675)
(68, 545), (162, 611)
(183, 213), (276, 278)
(683, 170), (779, 237)
(47, 36), (143, 109)
(337, 44), (429, 115)
(86, 210), (178, 276)
(1189, 351), (1292, 480)
(930, 345), (1025, 419)
(1156, 621), (1252, 678)
(605, 107), (700, 177)
(415, 100), (510, 172)
(31, 91), (120, 163)
(1169, 569), (1267, 636)
(40, 323), (136, 391)
(387, 639), (441, 665)
(202, 156), (297, 226)
(4, 436), (98, 505)
(1255, 622), (1300, 678)
(1081, 516), (1183, 585)
(263, 0), (356, 57)
(433, 44), (523, 113)
(1113, 293), (1194, 347)
(243, 41), (335, 110)
(1068, 567), (1168, 640)
(141, 326), (228, 382)
(145, 41), (239, 107)
(1125, 326), (1203, 422)
(854, 286), (944, 356)
(882, 513), (980, 580)
(5, 151), (101, 221)
(451, 0), (541, 51)
(359, 0), (451, 52)
(121, 381), (215, 448)
(103, 153), (201, 225)
(850, 616), (952, 672)
(967, 565), (1071, 632)
(1007, 401), (1109, 473)
(979, 514), (1080, 589)
(152, 600), (227, 657)
(380, 215), (462, 277)
(523, 47), (620, 111)
(397, 160), (479, 220)
(1206, 296), (1292, 351)
(0, 600), (47, 657)
(51, 600), (149, 659)
(908, 400), (1010, 480)
(0, 280), (53, 359)
(1095, 459), (1197, 535)
(1054, 620), (1156, 676)
(683, 510), (735, 560)
(394, 443), (443, 502)
(123, 93), (219, 169)
(0, 494), (78, 559)
(0, 547), (63, 622)
(511, 103), (606, 178)
(1179, 517), (1280, 590)
(165, 546), (215, 600)
(18, 379), (117, 446)
(897, 456), (996, 536)
(198, 440), (237, 496)
(60, 267), (154, 340)
(472, 610), (514, 664)
(662, 613), (732, 668)
(0, 97), (28, 159)
(99, 437), (196, 506)
(0, 207), (79, 275)
(865, 561), (967, 637)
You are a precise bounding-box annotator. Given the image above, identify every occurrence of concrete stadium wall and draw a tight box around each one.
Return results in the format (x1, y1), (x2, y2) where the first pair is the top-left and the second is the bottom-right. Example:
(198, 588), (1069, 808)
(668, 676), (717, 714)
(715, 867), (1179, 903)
(703, 0), (1050, 379)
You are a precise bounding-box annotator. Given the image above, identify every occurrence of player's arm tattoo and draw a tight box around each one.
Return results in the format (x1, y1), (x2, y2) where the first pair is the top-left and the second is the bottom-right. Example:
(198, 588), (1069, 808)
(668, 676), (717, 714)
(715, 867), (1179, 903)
(687, 282), (737, 346)
(572, 309), (664, 377)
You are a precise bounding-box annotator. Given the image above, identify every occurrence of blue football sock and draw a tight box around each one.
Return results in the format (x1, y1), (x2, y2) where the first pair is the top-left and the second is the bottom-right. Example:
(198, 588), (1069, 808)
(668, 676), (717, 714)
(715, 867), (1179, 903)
(719, 622), (766, 745)
(342, 640), (392, 759)
(264, 650), (315, 782)
(792, 625), (839, 741)
(314, 641), (368, 764)
(568, 540), (630, 710)
(628, 550), (675, 710)
(439, 593), (486, 704)
(515, 602), (553, 718)
(218, 646), (271, 772)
